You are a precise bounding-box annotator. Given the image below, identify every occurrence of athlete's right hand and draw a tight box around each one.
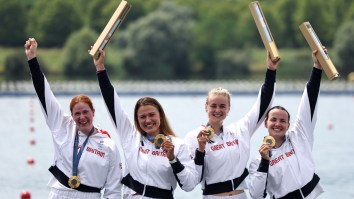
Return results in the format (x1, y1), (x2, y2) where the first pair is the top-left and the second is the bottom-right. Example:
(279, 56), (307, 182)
(259, 142), (272, 160)
(197, 126), (209, 152)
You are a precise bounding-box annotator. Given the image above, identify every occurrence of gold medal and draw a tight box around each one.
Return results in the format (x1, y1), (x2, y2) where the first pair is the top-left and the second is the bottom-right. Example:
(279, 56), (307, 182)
(154, 134), (166, 148)
(68, 176), (81, 189)
(263, 136), (276, 147)
(205, 127), (215, 140)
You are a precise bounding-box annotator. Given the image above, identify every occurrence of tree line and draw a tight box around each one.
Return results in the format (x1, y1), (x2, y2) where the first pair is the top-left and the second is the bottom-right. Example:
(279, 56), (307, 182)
(1, 0), (354, 80)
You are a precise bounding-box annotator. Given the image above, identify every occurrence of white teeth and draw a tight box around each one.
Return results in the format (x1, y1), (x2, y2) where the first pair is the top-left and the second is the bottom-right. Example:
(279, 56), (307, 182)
(273, 128), (282, 132)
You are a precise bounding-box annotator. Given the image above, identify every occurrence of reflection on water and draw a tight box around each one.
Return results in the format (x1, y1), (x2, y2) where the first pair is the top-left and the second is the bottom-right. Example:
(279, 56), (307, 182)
(0, 95), (354, 199)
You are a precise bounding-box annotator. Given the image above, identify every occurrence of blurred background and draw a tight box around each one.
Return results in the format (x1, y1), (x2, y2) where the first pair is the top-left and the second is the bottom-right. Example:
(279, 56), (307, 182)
(1, 0), (354, 82)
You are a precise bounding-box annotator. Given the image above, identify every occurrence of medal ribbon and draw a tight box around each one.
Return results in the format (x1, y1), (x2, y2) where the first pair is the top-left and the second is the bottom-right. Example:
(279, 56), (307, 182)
(72, 126), (95, 176)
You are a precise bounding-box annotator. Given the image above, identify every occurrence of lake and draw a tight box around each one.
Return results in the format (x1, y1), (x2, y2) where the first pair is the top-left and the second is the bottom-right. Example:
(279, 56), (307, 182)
(1, 93), (353, 199)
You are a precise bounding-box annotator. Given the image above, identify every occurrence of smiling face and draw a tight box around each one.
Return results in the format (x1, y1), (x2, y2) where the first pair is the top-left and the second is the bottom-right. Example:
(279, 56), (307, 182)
(71, 102), (95, 134)
(206, 93), (230, 126)
(136, 105), (161, 136)
(265, 108), (290, 142)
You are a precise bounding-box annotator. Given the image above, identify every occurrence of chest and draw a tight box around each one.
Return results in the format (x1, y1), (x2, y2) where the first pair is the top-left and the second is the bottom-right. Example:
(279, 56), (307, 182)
(269, 143), (297, 170)
(62, 136), (109, 166)
(205, 132), (242, 158)
(131, 141), (171, 175)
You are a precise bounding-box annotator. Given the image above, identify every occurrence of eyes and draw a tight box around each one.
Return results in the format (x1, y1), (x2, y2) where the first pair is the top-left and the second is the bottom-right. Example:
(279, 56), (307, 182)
(73, 110), (90, 116)
(138, 112), (157, 120)
(269, 117), (287, 123)
(208, 104), (227, 109)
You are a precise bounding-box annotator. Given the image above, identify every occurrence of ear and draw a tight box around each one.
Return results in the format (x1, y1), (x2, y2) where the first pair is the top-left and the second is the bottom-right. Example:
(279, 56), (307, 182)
(264, 119), (268, 128)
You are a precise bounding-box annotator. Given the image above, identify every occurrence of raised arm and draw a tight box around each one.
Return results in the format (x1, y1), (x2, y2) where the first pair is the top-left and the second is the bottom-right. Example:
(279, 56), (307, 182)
(24, 38), (67, 131)
(239, 51), (279, 137)
(292, 50), (323, 147)
(94, 49), (136, 148)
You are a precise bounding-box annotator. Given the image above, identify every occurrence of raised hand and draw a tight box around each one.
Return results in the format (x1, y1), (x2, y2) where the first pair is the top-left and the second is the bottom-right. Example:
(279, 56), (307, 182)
(93, 48), (107, 72)
(266, 51), (280, 71)
(24, 38), (38, 61)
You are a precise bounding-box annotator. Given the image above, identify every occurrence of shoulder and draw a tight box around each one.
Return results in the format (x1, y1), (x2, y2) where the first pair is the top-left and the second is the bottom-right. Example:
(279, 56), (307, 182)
(171, 136), (184, 145)
(184, 126), (203, 139)
(95, 129), (117, 147)
(99, 129), (111, 138)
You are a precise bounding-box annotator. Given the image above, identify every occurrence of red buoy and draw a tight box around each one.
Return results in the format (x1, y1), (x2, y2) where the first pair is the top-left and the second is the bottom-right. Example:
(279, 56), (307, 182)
(29, 139), (36, 146)
(29, 127), (35, 132)
(20, 190), (31, 199)
(27, 157), (35, 165)
(327, 123), (333, 130)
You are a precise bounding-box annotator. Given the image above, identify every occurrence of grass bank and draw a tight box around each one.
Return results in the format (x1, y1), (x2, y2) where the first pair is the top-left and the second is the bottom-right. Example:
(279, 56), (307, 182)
(1, 47), (316, 80)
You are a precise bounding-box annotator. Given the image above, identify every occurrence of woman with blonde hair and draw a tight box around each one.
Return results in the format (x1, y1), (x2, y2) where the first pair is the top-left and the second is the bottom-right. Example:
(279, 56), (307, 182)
(185, 51), (279, 199)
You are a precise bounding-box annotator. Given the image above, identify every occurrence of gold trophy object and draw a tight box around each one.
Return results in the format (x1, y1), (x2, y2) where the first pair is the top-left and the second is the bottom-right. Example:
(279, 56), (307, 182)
(154, 134), (166, 148)
(68, 176), (81, 189)
(299, 22), (339, 80)
(263, 136), (275, 147)
(249, 1), (280, 61)
(89, 0), (131, 59)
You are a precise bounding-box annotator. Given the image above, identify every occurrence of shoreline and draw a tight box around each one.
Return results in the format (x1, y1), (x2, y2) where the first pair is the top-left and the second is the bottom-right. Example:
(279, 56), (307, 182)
(1, 80), (353, 96)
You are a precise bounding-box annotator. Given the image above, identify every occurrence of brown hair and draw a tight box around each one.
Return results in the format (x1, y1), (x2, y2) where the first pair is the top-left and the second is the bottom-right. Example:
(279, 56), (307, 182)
(134, 97), (175, 137)
(265, 105), (290, 122)
(69, 95), (94, 113)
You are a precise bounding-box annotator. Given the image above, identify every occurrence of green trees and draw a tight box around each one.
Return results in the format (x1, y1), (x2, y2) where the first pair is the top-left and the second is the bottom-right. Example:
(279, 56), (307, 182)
(27, 0), (83, 47)
(4, 50), (48, 80)
(62, 28), (98, 79)
(293, 0), (335, 46)
(116, 2), (195, 80)
(333, 21), (354, 78)
(0, 0), (26, 46)
(4, 51), (30, 80)
(1, 0), (354, 80)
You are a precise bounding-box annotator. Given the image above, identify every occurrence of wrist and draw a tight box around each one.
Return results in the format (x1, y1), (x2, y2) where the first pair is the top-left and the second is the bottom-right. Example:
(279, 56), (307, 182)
(95, 64), (105, 71)
(169, 158), (177, 164)
(197, 148), (205, 153)
(27, 55), (36, 61)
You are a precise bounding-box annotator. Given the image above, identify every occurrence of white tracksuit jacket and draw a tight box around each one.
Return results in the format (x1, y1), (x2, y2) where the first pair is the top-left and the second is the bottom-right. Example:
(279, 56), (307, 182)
(248, 68), (324, 199)
(28, 58), (123, 199)
(184, 69), (276, 196)
(97, 70), (200, 199)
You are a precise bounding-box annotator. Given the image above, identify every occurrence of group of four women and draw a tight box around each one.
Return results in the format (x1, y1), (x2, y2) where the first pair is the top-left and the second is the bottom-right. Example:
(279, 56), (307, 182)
(24, 37), (324, 199)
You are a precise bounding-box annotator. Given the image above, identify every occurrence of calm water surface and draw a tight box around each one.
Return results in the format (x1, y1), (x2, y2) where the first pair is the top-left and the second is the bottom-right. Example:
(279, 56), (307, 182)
(1, 94), (353, 199)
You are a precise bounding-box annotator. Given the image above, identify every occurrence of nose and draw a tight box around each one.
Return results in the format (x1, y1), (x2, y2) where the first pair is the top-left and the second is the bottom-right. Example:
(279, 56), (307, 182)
(145, 116), (152, 123)
(274, 120), (281, 126)
(78, 113), (85, 119)
(215, 107), (222, 112)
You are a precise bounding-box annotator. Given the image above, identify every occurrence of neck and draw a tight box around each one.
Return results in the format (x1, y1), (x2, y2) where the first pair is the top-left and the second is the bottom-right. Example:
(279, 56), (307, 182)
(209, 122), (223, 135)
(274, 136), (285, 148)
(81, 126), (95, 136)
